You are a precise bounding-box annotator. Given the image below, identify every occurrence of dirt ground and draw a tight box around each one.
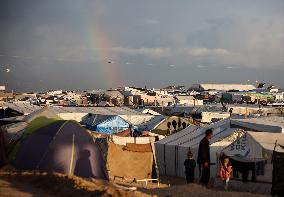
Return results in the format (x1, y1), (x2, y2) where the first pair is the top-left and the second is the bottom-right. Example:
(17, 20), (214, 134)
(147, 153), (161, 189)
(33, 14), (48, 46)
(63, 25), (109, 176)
(0, 166), (272, 197)
(0, 177), (51, 197)
(0, 170), (149, 197)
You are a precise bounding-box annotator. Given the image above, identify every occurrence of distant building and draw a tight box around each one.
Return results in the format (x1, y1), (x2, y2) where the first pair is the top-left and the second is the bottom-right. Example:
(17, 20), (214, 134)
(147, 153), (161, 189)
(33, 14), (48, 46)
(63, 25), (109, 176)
(0, 92), (14, 101)
(189, 83), (256, 92)
(0, 85), (5, 91)
(275, 93), (284, 101)
(174, 95), (203, 106)
(46, 90), (63, 96)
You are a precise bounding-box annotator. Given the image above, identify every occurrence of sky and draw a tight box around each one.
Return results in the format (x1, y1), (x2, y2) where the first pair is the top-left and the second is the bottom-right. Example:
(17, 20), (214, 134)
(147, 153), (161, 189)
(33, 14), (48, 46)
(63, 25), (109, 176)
(0, 0), (284, 91)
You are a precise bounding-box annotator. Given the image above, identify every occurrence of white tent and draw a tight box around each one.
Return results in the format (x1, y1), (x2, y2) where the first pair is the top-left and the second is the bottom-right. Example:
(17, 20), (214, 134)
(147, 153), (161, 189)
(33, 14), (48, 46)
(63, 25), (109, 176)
(222, 131), (284, 159)
(155, 119), (244, 178)
(220, 131), (284, 183)
(231, 116), (284, 133)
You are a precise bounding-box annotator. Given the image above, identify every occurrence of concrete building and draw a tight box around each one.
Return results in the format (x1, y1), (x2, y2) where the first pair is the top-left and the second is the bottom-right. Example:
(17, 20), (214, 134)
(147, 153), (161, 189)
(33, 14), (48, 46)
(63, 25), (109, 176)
(174, 96), (203, 106)
(189, 84), (256, 92)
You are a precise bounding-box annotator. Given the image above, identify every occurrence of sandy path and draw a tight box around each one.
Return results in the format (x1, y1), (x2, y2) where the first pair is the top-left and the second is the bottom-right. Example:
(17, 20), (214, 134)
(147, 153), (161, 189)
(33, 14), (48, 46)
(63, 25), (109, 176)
(0, 177), (51, 197)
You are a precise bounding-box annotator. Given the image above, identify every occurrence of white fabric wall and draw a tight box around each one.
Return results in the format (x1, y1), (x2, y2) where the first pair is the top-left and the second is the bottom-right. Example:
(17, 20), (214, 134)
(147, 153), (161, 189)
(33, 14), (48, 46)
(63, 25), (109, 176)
(155, 119), (234, 177)
(57, 112), (88, 122)
(110, 135), (155, 146)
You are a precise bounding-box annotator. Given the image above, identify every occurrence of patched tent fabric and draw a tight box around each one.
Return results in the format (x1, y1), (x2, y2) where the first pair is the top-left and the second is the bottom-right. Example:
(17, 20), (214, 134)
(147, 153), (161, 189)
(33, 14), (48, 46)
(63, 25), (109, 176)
(107, 142), (154, 180)
(13, 120), (108, 180)
(81, 114), (132, 134)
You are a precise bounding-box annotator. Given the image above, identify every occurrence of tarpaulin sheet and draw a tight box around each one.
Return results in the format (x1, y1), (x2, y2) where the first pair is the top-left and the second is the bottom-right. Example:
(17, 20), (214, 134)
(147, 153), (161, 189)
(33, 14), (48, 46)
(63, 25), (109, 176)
(107, 142), (153, 180)
(123, 143), (152, 152)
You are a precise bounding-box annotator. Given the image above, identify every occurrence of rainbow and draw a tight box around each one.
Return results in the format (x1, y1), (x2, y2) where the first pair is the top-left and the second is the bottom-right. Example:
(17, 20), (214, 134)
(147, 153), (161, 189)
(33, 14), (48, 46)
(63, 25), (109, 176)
(85, 17), (122, 89)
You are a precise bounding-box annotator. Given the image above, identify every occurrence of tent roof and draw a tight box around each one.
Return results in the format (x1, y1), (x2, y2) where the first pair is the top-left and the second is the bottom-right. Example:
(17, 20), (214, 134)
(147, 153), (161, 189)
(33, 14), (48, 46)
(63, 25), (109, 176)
(181, 127), (241, 148)
(49, 106), (145, 115)
(1, 102), (41, 115)
(248, 131), (284, 152)
(156, 119), (238, 148)
(13, 120), (108, 179)
(136, 109), (161, 116)
(231, 116), (284, 133)
(84, 114), (128, 126)
(23, 108), (61, 123)
(136, 115), (165, 131)
(155, 125), (199, 145)
(221, 131), (284, 161)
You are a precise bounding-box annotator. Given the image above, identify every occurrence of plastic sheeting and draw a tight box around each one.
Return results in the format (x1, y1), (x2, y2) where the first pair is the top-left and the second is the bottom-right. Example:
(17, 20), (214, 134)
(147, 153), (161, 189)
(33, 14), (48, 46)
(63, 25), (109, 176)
(81, 115), (131, 134)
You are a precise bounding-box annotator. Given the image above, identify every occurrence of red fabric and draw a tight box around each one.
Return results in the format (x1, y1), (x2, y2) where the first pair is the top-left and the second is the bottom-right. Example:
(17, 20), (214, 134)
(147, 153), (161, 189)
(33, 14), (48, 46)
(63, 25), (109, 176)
(219, 165), (232, 180)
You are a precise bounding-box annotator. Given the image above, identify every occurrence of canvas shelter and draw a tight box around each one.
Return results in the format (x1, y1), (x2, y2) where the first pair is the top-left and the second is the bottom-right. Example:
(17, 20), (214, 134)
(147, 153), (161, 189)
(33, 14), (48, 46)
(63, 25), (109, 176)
(106, 135), (158, 180)
(1, 108), (61, 144)
(155, 119), (244, 178)
(12, 120), (108, 179)
(0, 102), (41, 116)
(135, 115), (165, 131)
(220, 131), (284, 183)
(81, 114), (134, 134)
(231, 116), (284, 133)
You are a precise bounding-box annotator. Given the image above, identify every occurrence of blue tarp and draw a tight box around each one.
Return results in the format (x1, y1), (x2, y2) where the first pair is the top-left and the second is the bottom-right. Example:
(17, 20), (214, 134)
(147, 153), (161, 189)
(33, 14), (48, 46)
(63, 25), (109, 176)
(81, 114), (134, 134)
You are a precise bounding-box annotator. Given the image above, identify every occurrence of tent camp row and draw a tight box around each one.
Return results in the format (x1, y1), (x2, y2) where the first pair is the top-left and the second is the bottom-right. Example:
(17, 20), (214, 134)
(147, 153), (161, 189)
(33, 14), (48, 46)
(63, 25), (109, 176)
(1, 102), (41, 115)
(0, 102), (164, 124)
(155, 117), (284, 188)
(1, 108), (166, 142)
(1, 113), (158, 181)
(155, 119), (244, 178)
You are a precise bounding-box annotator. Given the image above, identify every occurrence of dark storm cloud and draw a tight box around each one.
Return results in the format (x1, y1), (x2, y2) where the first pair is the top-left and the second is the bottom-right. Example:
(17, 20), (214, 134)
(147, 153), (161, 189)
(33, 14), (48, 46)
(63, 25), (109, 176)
(0, 0), (284, 91)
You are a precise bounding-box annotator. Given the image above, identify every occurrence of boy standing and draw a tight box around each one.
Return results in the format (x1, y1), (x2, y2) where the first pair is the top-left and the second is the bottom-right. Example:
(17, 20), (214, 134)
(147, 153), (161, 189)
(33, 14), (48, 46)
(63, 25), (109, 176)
(184, 150), (196, 184)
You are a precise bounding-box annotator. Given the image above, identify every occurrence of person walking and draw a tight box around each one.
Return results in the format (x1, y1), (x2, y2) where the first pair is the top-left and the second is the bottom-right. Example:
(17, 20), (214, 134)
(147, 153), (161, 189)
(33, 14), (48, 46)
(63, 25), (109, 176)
(172, 120), (177, 131)
(184, 150), (196, 184)
(197, 129), (213, 186)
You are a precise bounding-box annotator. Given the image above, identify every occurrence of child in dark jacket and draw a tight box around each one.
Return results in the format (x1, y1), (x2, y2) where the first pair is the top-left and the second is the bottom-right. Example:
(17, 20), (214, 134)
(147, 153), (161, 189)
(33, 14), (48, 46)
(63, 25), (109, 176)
(184, 150), (196, 184)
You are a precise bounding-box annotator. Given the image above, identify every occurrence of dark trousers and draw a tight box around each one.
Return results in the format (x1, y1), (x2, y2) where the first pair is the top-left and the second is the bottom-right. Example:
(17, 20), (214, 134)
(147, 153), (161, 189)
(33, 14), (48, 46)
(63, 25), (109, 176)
(186, 173), (194, 184)
(200, 165), (210, 185)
